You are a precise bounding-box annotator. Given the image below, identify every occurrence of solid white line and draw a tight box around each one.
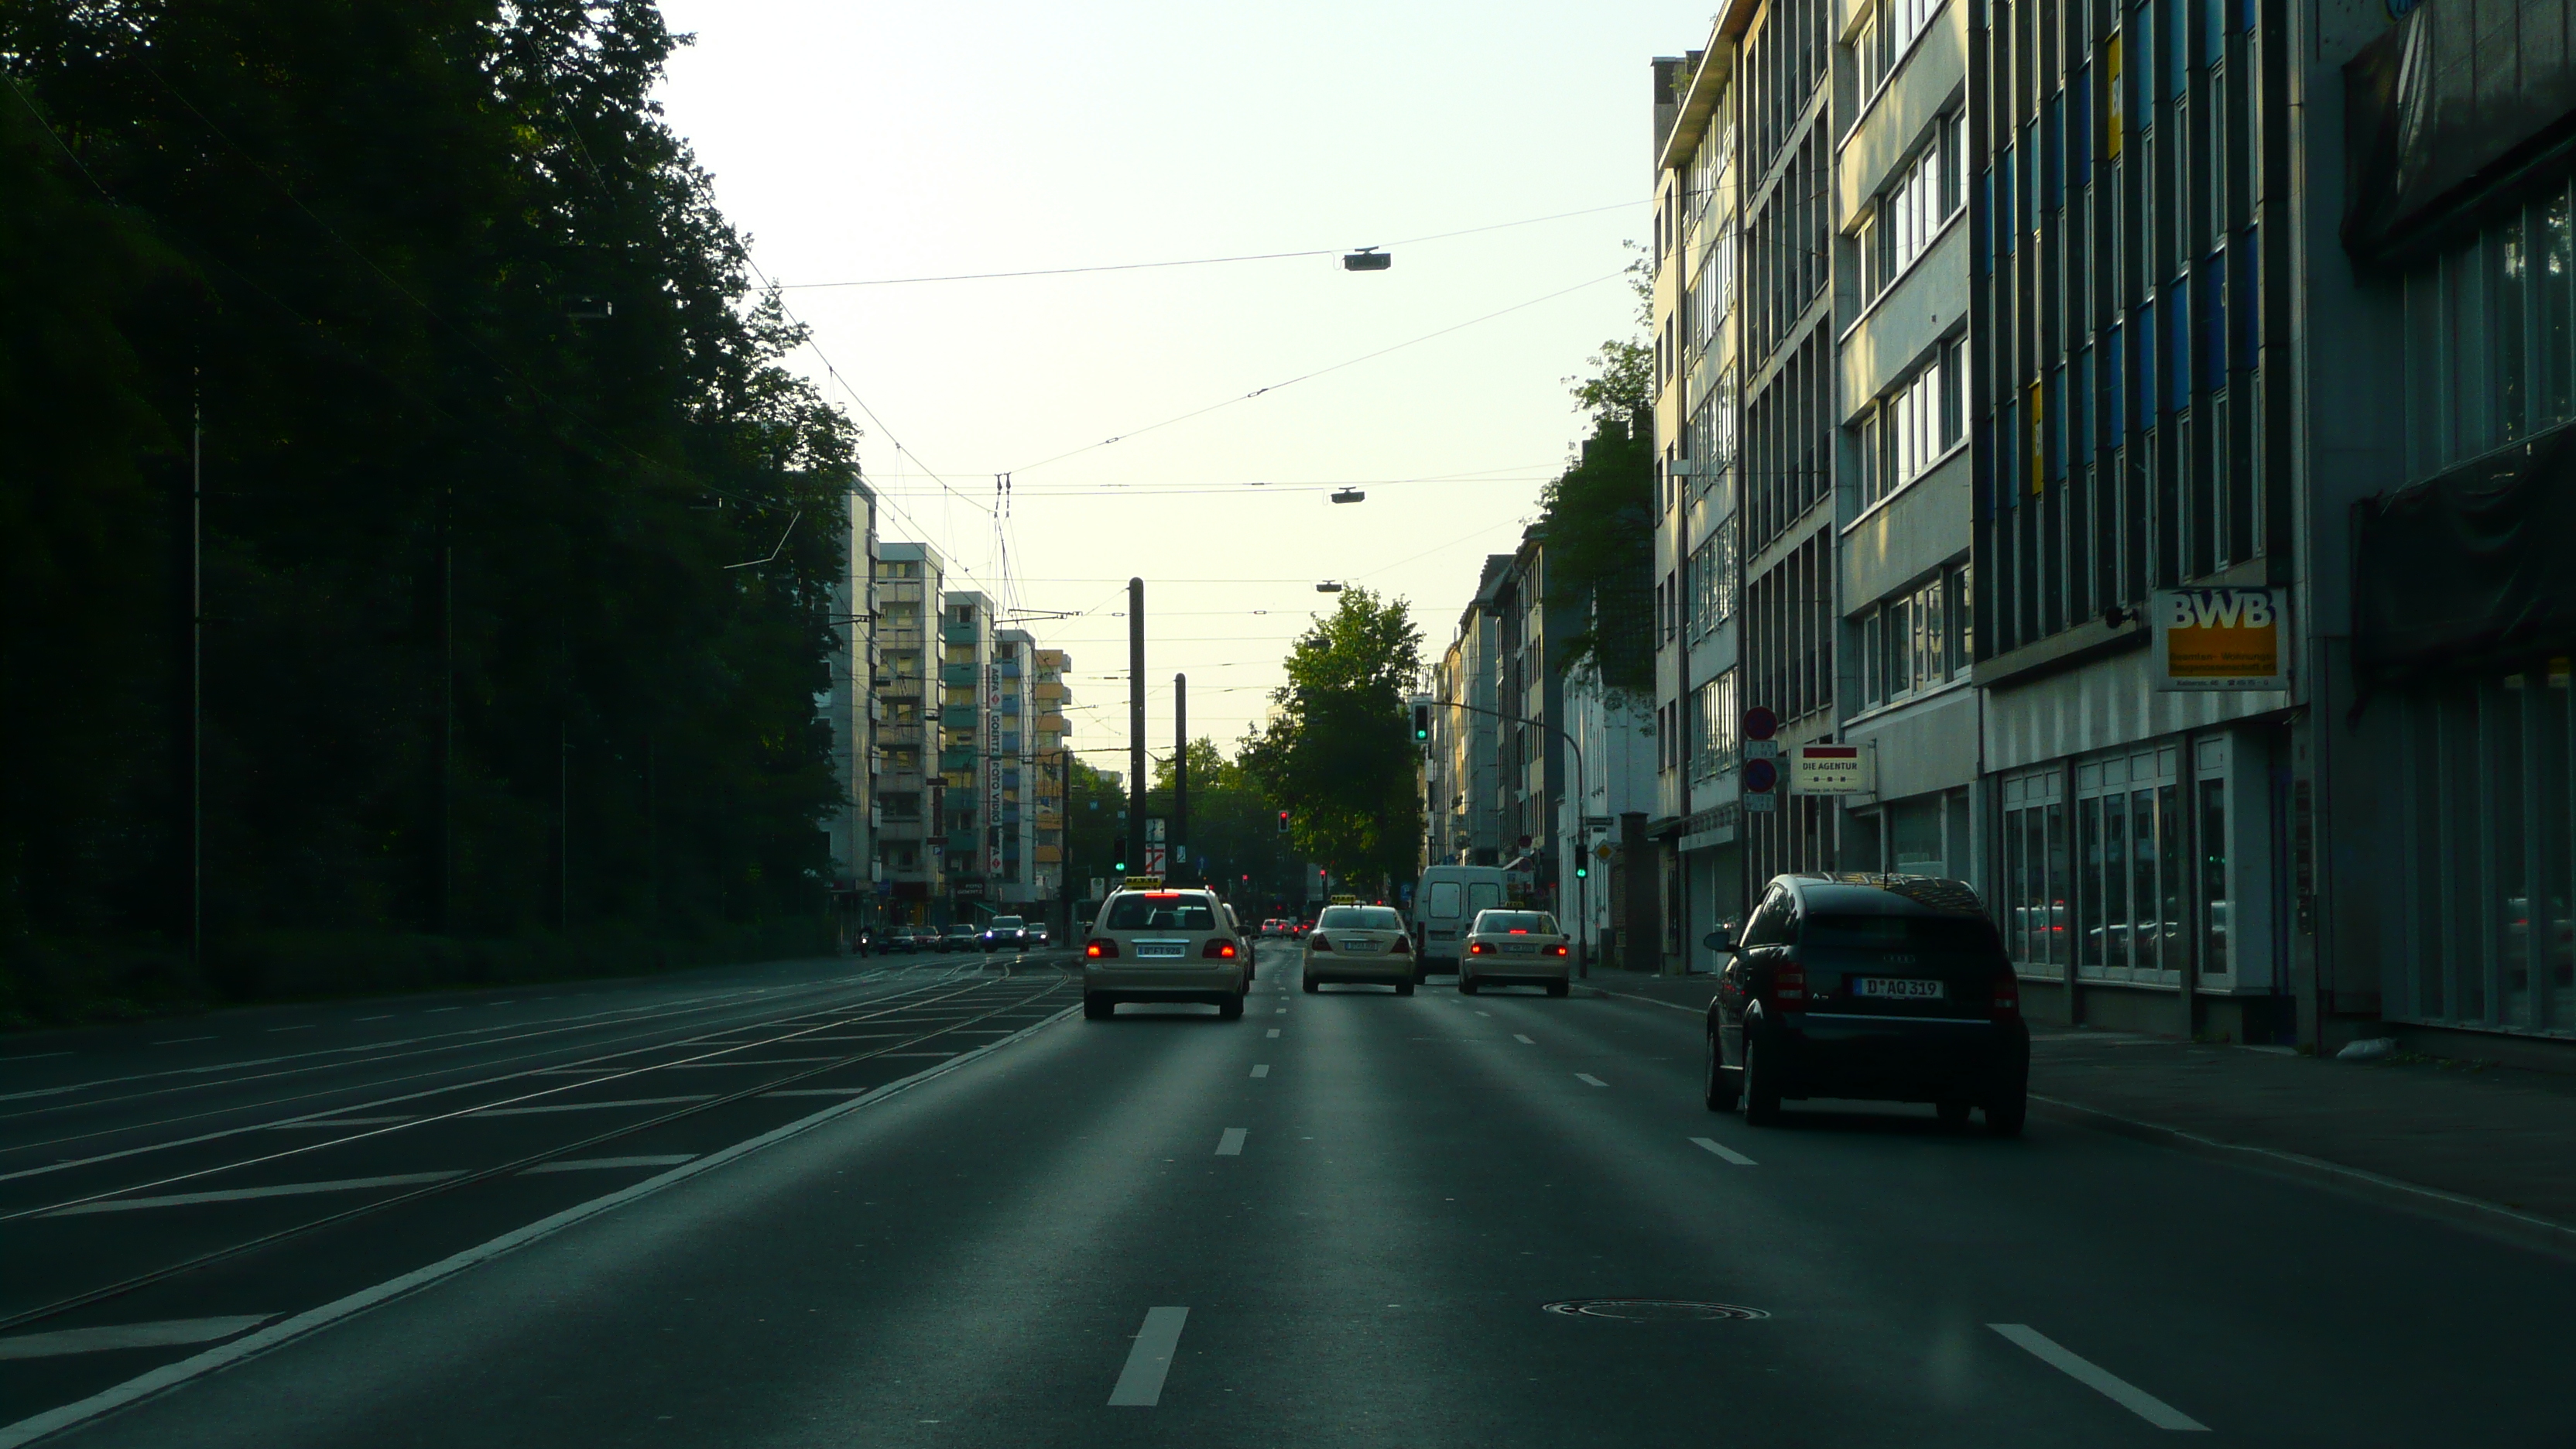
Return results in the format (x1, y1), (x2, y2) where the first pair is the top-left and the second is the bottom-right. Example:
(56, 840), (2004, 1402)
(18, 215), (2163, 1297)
(0, 1086), (82, 1103)
(1575, 1073), (1607, 1087)
(464, 1095), (716, 1117)
(0, 1052), (74, 1063)
(0, 997), (1084, 1449)
(259, 1115), (416, 1129)
(1987, 1324), (2208, 1430)
(1690, 1136), (1758, 1166)
(1215, 1128), (1248, 1156)
(43, 1172), (465, 1216)
(1249, 1064), (1269, 1078)
(880, 1050), (959, 1057)
(1108, 1307), (1190, 1407)
(666, 1056), (846, 1067)
(761, 1087), (872, 1098)
(1265, 1029), (1280, 1039)
(1513, 1034), (1535, 1044)
(521, 1156), (697, 1173)
(0, 1318), (272, 1362)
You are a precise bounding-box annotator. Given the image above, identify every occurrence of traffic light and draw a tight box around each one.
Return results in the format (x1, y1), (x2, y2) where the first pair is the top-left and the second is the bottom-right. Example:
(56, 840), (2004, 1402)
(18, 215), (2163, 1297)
(1276, 809), (1290, 834)
(1575, 861), (1588, 879)
(1412, 703), (1430, 742)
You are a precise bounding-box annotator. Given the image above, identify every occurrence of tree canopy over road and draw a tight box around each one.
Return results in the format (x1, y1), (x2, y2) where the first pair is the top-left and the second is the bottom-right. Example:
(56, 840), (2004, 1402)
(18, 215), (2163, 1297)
(1240, 589), (1424, 892)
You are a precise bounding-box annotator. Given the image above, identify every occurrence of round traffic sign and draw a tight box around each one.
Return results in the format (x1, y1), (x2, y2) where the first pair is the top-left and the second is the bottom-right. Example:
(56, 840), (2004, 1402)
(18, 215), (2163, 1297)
(1742, 706), (1779, 742)
(1743, 757), (1778, 793)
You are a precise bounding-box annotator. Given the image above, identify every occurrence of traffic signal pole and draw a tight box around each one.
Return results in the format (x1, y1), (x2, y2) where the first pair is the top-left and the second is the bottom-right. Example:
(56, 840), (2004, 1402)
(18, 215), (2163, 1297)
(1128, 578), (1145, 879)
(1174, 672), (1188, 884)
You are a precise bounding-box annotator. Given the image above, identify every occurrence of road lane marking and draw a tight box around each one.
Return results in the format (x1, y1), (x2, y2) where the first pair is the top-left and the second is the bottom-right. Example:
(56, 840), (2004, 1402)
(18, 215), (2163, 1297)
(1250, 1064), (1269, 1077)
(464, 1095), (717, 1117)
(0, 1086), (83, 1102)
(1513, 1034), (1535, 1044)
(423, 1007), (460, 1014)
(1575, 1074), (1607, 1087)
(1475, 1010), (1492, 1016)
(43, 1172), (467, 1216)
(264, 1025), (317, 1033)
(1690, 1136), (1758, 1166)
(0, 1317), (273, 1362)
(880, 1050), (960, 1057)
(667, 1056), (848, 1067)
(1108, 1307), (1190, 1406)
(353, 1016), (393, 1023)
(1273, 1007), (1286, 1014)
(761, 1087), (872, 1097)
(522, 1155), (697, 1173)
(1265, 1029), (1280, 1038)
(260, 1115), (416, 1129)
(149, 1038), (215, 1046)
(1216, 1128), (1248, 1156)
(1987, 1324), (2208, 1431)
(0, 1053), (74, 1063)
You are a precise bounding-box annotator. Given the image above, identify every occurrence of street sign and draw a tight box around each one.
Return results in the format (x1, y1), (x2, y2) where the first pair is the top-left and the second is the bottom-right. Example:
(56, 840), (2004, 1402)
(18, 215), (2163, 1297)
(1144, 844), (1167, 874)
(1743, 757), (1779, 793)
(1793, 743), (1869, 794)
(1744, 739), (1782, 759)
(1146, 817), (1166, 843)
(2151, 587), (2288, 690)
(1742, 706), (1780, 742)
(1090, 877), (1105, 899)
(1744, 792), (1777, 813)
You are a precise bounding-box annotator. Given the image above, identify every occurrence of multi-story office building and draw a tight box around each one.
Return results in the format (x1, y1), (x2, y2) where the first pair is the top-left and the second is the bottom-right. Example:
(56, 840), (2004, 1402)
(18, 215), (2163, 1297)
(1427, 557), (1509, 868)
(992, 628), (1035, 909)
(1031, 649), (1070, 921)
(824, 477), (882, 946)
(873, 542), (944, 920)
(1833, 0), (1978, 882)
(1651, 40), (1750, 975)
(940, 591), (995, 918)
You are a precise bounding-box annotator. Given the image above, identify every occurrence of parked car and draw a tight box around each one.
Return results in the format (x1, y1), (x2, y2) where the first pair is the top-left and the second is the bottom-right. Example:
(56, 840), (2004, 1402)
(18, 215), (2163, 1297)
(939, 923), (981, 953)
(882, 927), (921, 954)
(1704, 873), (2028, 1135)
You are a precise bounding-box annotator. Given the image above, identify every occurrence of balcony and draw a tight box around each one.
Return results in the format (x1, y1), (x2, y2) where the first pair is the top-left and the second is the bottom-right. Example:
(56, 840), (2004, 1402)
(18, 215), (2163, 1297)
(944, 831), (981, 855)
(940, 705), (978, 729)
(999, 695), (1022, 716)
(939, 748), (976, 772)
(940, 662), (978, 687)
(941, 621), (978, 646)
(882, 721), (924, 746)
(1035, 713), (1067, 733)
(998, 660), (1021, 679)
(1035, 844), (1063, 864)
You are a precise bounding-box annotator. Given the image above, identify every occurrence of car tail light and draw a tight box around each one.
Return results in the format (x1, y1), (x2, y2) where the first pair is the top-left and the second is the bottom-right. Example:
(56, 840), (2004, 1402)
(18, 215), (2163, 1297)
(1086, 940), (1118, 959)
(1202, 940), (1237, 958)
(1309, 936), (1333, 952)
(1992, 971), (2020, 1020)
(1548, 943), (1569, 957)
(1773, 962), (1807, 1007)
(1468, 940), (1492, 954)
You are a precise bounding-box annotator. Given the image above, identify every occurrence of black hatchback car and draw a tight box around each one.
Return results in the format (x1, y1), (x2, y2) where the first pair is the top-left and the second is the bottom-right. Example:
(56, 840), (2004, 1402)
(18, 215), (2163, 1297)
(1704, 874), (2028, 1136)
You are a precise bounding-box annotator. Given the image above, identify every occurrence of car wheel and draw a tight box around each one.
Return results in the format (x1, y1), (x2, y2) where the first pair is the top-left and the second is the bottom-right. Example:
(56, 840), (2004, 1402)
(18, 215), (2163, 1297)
(1545, 980), (1570, 998)
(1083, 994), (1112, 1021)
(1741, 1034), (1783, 1126)
(1985, 1090), (2028, 1138)
(1936, 1098), (1972, 1128)
(1218, 995), (1245, 1021)
(1458, 975), (1478, 995)
(1703, 1036), (1739, 1113)
(1302, 974), (1319, 995)
(1396, 980), (1415, 997)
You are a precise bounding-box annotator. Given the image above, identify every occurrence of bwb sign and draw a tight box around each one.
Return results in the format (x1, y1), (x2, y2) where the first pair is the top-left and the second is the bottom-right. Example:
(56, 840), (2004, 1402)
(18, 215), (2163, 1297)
(2150, 587), (2288, 692)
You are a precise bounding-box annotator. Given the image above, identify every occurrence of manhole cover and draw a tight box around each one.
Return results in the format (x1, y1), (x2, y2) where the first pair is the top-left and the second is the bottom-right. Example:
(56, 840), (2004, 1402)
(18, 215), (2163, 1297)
(1541, 1299), (1768, 1322)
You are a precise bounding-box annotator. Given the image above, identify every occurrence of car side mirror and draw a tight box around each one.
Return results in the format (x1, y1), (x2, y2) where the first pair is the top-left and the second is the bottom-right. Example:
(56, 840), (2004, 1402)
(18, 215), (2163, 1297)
(1704, 920), (1743, 953)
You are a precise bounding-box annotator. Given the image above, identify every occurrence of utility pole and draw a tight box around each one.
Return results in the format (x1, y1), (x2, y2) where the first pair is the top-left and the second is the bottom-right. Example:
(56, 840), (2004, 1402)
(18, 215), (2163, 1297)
(1127, 577), (1145, 878)
(1174, 673), (1187, 885)
(190, 381), (203, 975)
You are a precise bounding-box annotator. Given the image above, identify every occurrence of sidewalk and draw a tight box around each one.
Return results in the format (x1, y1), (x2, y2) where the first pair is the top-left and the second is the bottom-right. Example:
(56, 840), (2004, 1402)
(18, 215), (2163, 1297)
(1574, 968), (2576, 1257)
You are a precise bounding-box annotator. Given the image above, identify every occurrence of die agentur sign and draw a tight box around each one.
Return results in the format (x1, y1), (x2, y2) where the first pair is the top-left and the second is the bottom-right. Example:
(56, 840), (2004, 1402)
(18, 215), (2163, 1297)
(2151, 587), (2288, 691)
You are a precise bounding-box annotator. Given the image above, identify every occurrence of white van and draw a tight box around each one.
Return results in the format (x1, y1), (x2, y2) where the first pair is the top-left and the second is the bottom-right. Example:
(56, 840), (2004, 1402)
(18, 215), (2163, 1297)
(1412, 865), (1509, 975)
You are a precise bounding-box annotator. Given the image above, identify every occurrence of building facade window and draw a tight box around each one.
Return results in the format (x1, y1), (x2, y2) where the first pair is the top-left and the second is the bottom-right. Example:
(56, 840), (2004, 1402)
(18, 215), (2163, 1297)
(2405, 181), (2576, 480)
(1865, 113), (1966, 303)
(1856, 561), (1971, 709)
(1859, 337), (1968, 507)
(1692, 670), (1741, 781)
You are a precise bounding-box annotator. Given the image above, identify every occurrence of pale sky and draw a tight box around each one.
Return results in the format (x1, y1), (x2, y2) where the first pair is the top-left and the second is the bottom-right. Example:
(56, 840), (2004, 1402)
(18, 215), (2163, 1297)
(654, 0), (1708, 760)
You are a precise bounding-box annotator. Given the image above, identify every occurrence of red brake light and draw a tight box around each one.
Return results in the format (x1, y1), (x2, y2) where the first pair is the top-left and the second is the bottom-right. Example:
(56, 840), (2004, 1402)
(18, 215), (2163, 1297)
(1773, 962), (1807, 1006)
(1469, 941), (1492, 954)
(1509, 928), (1528, 934)
(1309, 936), (1333, 952)
(1202, 940), (1237, 958)
(1992, 971), (2020, 1020)
(1548, 943), (1569, 957)
(1086, 940), (1118, 959)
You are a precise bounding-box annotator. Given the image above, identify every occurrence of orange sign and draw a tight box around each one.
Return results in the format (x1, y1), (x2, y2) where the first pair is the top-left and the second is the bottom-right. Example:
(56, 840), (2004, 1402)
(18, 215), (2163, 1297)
(2152, 588), (2287, 691)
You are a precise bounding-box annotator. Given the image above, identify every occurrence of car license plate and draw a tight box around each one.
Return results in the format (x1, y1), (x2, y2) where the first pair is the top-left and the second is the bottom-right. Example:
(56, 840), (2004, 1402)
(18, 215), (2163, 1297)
(1341, 937), (1375, 952)
(1854, 977), (1942, 999)
(1502, 942), (1538, 954)
(1134, 941), (1187, 959)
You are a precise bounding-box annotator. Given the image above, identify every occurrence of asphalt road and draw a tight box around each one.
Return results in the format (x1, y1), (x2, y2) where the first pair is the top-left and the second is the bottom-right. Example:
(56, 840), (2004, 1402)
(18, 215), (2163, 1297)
(2, 940), (2569, 1447)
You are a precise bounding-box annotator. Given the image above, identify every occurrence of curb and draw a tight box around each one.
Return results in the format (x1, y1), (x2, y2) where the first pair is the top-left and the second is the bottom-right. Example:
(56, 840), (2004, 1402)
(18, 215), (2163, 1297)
(2029, 1094), (2576, 1265)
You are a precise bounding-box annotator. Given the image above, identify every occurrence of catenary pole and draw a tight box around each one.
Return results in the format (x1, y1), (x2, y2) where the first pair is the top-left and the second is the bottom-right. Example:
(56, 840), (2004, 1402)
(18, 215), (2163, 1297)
(1128, 578), (1145, 878)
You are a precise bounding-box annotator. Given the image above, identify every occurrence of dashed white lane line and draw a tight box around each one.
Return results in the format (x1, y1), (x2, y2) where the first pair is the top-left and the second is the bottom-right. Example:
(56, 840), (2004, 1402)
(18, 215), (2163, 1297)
(1475, 1010), (1492, 1017)
(264, 1025), (317, 1033)
(1987, 1324), (2208, 1431)
(464, 1095), (716, 1117)
(1273, 1008), (1286, 1015)
(44, 1172), (466, 1216)
(1513, 1034), (1535, 1044)
(1266, 1029), (1280, 1039)
(0, 1317), (272, 1362)
(1249, 1064), (1270, 1077)
(1215, 1128), (1249, 1156)
(522, 1155), (697, 1173)
(1575, 1073), (1607, 1088)
(353, 1016), (393, 1023)
(0, 1052), (74, 1063)
(1690, 1136), (1758, 1166)
(149, 1037), (215, 1046)
(1108, 1307), (1190, 1407)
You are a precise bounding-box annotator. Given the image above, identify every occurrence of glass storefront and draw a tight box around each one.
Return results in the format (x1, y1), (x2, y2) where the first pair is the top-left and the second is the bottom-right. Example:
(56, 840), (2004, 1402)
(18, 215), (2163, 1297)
(2000, 735), (2241, 987)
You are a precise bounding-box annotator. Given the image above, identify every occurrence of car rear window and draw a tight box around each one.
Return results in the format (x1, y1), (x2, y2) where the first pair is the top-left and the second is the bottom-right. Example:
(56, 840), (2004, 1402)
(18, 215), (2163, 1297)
(1317, 907), (1403, 930)
(1473, 910), (1555, 933)
(1104, 895), (1216, 930)
(1802, 913), (2001, 953)
(988, 916), (1023, 929)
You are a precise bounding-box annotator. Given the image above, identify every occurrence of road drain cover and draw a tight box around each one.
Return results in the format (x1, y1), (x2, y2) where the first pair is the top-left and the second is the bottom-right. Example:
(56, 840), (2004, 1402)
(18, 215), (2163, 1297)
(1541, 1299), (1768, 1322)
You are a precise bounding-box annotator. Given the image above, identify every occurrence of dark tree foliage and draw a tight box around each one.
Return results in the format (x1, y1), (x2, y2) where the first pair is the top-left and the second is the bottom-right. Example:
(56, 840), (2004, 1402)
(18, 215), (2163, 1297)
(1538, 256), (1654, 706)
(1240, 589), (1424, 891)
(1, 1), (858, 1013)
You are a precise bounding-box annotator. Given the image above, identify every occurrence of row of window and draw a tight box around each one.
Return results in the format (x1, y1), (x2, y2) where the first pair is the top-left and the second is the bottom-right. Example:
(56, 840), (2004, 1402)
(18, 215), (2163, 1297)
(1858, 338), (1967, 508)
(1691, 670), (1741, 781)
(2404, 183), (2576, 481)
(1854, 0), (1944, 101)
(1861, 113), (1964, 303)
(1856, 563), (1971, 711)
(1686, 519), (1740, 642)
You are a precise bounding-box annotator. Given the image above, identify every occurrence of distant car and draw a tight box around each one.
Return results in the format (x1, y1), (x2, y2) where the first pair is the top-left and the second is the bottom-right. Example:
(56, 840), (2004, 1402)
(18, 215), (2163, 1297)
(1030, 923), (1051, 947)
(1302, 904), (1415, 995)
(940, 923), (980, 953)
(1262, 919), (1287, 937)
(1458, 909), (1571, 996)
(979, 915), (1031, 951)
(1081, 886), (1248, 1020)
(883, 927), (921, 954)
(1705, 873), (2028, 1136)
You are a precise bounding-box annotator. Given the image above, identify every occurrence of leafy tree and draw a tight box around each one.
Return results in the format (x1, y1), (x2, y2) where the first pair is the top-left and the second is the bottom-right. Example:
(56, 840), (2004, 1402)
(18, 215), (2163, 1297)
(1539, 248), (1655, 704)
(1239, 589), (1424, 891)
